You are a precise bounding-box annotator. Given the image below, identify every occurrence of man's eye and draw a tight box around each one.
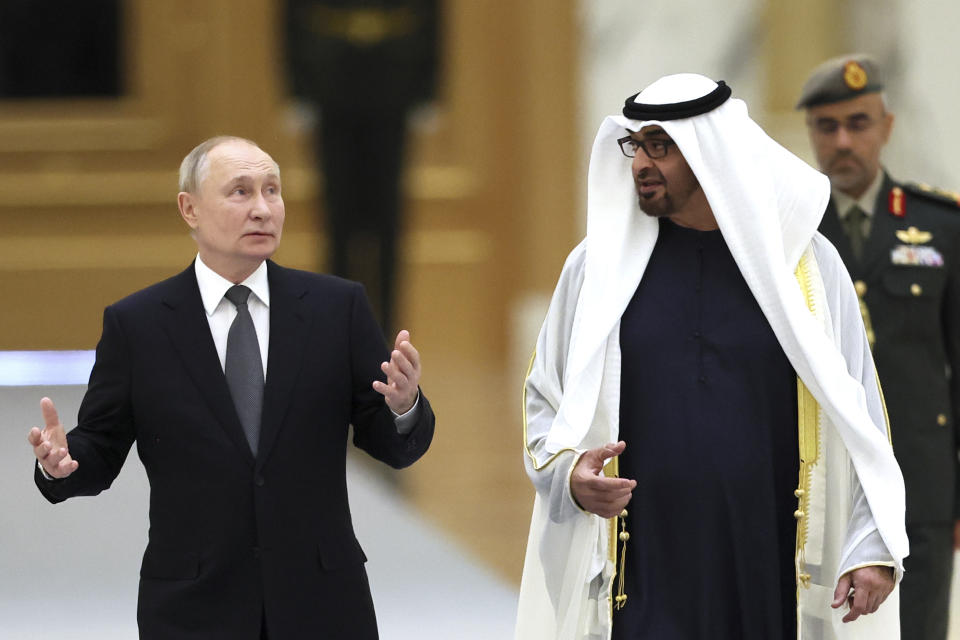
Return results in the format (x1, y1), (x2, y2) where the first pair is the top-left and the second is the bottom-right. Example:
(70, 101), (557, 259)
(815, 121), (839, 134)
(627, 140), (640, 150)
(847, 117), (871, 132)
(649, 141), (665, 152)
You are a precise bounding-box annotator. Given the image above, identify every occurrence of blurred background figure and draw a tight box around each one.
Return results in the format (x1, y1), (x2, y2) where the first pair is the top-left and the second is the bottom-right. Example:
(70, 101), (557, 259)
(798, 54), (960, 640)
(284, 0), (439, 337)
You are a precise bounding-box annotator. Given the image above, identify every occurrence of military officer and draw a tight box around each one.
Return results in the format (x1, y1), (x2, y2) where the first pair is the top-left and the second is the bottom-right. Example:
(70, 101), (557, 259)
(798, 53), (960, 640)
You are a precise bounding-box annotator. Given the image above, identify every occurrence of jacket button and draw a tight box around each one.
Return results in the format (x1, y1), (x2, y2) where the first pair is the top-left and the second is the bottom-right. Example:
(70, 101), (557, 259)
(254, 476), (265, 487)
(910, 283), (922, 296)
(938, 413), (948, 426)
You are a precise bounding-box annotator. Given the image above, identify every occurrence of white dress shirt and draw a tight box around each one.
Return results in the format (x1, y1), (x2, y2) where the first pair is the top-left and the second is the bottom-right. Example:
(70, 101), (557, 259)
(194, 254), (419, 431)
(194, 255), (270, 378)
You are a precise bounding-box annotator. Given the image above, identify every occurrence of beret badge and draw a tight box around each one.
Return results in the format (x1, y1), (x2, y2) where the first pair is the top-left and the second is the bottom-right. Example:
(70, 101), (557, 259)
(843, 61), (868, 90)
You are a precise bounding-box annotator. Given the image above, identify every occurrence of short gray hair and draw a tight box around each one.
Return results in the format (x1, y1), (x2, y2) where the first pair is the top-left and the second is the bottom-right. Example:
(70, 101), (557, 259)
(178, 136), (279, 193)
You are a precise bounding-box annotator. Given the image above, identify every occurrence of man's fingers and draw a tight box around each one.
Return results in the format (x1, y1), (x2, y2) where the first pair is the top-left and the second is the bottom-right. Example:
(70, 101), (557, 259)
(396, 340), (420, 371)
(388, 350), (416, 380)
(381, 360), (410, 388)
(35, 440), (54, 460)
(579, 474), (635, 492)
(40, 397), (61, 430)
(837, 565), (894, 622)
(27, 427), (43, 447)
(832, 574), (852, 608)
(55, 455), (79, 476)
(46, 446), (69, 468)
(393, 330), (410, 351)
(842, 589), (866, 623)
(44, 453), (79, 479)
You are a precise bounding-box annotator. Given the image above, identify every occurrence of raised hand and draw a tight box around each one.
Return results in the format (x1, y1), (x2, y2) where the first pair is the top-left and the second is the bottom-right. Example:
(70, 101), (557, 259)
(831, 565), (895, 623)
(372, 330), (421, 415)
(570, 441), (637, 518)
(27, 397), (79, 479)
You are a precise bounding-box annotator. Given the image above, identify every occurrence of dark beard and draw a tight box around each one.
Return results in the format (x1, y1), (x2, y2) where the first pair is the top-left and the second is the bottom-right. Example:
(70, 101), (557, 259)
(638, 193), (674, 218)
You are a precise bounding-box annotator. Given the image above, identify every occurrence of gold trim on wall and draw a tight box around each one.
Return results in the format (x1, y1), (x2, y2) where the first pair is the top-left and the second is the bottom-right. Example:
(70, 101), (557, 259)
(0, 166), (478, 208)
(0, 230), (493, 271)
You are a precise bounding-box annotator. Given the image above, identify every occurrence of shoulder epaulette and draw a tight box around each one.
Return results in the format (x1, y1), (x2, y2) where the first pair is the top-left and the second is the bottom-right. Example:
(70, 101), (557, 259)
(903, 182), (960, 209)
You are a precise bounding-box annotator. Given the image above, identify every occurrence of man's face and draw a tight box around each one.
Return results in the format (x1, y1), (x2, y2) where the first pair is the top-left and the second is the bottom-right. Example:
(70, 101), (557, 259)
(179, 140), (285, 278)
(629, 126), (702, 218)
(805, 93), (894, 198)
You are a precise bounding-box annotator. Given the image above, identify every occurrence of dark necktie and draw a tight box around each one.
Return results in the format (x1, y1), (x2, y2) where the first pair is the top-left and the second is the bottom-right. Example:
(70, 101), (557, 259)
(843, 206), (867, 261)
(224, 285), (264, 456)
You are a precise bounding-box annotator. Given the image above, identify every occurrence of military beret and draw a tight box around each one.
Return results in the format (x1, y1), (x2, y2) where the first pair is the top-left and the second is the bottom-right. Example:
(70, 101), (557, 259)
(795, 53), (884, 109)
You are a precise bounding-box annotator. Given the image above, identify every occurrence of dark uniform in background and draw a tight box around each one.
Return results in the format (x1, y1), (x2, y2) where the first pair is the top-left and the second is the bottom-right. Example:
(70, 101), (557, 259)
(799, 54), (960, 640)
(284, 0), (439, 337)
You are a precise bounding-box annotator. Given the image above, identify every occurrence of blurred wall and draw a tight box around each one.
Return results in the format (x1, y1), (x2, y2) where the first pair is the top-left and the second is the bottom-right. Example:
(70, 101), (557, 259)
(577, 0), (960, 193)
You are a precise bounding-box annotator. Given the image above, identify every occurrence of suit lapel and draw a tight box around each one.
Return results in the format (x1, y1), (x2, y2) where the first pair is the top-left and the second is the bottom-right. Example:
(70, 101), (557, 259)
(257, 262), (310, 469)
(160, 264), (256, 467)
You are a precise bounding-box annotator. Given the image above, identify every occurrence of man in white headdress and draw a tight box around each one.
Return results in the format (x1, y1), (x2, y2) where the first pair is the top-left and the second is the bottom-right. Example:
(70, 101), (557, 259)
(515, 74), (908, 640)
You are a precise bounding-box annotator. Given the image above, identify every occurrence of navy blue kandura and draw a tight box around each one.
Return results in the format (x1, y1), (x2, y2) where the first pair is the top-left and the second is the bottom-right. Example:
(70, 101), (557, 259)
(611, 219), (799, 640)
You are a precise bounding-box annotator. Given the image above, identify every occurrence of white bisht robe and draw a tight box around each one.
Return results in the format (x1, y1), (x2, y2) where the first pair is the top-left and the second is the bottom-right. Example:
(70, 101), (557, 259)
(515, 74), (907, 640)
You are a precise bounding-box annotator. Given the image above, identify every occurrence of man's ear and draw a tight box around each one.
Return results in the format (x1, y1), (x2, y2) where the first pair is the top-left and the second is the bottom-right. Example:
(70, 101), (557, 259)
(178, 192), (199, 230)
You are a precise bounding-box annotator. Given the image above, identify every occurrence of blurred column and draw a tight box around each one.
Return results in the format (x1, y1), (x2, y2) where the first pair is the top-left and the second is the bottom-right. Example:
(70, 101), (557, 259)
(760, 0), (844, 161)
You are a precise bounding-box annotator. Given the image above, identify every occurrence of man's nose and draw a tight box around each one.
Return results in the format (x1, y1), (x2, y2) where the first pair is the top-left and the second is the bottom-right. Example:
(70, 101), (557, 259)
(632, 151), (655, 173)
(835, 126), (853, 149)
(250, 193), (271, 219)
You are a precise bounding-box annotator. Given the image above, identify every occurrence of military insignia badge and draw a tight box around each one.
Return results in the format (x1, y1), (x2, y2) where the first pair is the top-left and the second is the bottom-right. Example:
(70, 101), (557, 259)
(891, 245), (944, 267)
(843, 61), (868, 90)
(896, 226), (933, 244)
(889, 186), (905, 217)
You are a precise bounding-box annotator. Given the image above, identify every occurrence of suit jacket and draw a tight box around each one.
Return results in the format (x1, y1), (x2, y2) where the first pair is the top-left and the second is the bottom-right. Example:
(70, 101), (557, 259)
(34, 260), (435, 639)
(819, 172), (960, 525)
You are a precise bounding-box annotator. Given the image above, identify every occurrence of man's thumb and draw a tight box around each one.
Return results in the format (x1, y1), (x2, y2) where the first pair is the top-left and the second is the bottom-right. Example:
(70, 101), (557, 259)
(601, 441), (626, 460)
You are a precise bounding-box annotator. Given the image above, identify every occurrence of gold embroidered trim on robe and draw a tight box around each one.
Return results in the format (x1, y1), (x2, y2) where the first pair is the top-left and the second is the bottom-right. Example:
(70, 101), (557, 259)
(794, 254), (821, 592)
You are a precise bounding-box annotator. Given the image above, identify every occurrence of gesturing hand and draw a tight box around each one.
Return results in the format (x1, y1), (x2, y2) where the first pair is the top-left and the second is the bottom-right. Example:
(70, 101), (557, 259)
(27, 397), (79, 479)
(831, 565), (895, 623)
(570, 441), (637, 518)
(372, 330), (421, 415)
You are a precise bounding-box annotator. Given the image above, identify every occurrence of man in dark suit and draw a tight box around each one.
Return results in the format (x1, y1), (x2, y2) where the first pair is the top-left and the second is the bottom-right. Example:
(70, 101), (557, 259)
(27, 136), (435, 639)
(798, 54), (960, 640)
